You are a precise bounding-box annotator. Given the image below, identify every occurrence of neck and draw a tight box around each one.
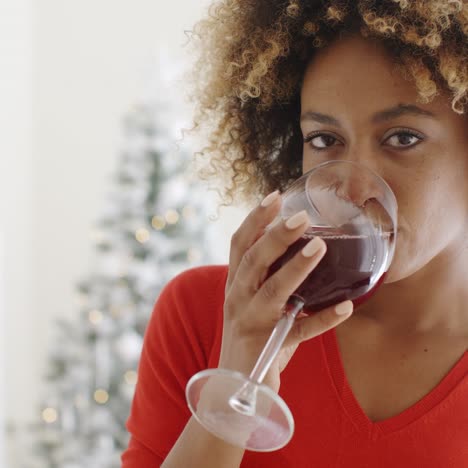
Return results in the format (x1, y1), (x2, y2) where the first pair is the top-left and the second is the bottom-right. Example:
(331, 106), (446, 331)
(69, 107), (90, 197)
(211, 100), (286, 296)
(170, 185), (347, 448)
(358, 238), (468, 337)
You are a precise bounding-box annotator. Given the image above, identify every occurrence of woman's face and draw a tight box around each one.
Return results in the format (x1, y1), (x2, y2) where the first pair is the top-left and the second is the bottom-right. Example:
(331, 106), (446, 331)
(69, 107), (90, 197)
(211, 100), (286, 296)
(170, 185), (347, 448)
(300, 35), (468, 283)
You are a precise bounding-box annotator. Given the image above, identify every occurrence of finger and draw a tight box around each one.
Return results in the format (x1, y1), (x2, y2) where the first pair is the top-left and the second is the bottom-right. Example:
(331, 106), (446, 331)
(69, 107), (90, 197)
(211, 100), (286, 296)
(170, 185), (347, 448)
(253, 236), (327, 322)
(226, 190), (281, 290)
(233, 210), (312, 299)
(284, 300), (354, 347)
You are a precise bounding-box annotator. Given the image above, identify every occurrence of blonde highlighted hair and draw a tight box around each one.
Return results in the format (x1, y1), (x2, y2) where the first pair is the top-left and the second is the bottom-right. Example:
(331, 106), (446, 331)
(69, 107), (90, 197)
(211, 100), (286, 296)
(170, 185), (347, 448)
(187, 0), (467, 204)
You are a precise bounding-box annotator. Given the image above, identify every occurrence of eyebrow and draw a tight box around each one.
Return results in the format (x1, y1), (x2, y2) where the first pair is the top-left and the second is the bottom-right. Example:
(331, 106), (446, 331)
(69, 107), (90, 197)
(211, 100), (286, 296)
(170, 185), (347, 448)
(300, 104), (436, 127)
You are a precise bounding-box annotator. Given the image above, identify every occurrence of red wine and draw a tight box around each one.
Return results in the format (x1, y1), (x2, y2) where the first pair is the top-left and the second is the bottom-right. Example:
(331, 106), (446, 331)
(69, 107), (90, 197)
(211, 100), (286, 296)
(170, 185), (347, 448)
(266, 231), (390, 313)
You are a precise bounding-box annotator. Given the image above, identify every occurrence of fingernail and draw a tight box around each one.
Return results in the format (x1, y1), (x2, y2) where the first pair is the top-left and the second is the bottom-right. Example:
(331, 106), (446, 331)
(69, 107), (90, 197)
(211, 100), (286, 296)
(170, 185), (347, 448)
(261, 190), (280, 207)
(335, 300), (353, 316)
(285, 210), (309, 229)
(301, 236), (323, 257)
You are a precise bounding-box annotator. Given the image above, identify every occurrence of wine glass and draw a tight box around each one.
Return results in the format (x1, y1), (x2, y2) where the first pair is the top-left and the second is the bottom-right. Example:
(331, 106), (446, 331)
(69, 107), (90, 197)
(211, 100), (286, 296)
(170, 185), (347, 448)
(186, 159), (398, 452)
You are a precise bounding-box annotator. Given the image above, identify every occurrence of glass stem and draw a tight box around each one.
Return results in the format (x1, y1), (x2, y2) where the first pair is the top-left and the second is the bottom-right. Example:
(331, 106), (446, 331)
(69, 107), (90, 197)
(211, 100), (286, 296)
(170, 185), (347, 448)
(228, 296), (304, 416)
(249, 296), (304, 384)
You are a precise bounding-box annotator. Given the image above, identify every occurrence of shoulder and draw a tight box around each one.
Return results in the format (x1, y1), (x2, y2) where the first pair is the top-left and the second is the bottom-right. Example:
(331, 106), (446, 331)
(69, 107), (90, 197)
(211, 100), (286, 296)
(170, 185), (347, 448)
(168, 264), (229, 289)
(124, 265), (229, 462)
(160, 264), (229, 305)
(146, 264), (228, 361)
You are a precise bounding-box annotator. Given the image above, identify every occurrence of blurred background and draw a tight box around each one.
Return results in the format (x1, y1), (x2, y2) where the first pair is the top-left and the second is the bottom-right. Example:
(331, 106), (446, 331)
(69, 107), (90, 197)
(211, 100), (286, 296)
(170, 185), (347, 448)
(0, 1), (247, 466)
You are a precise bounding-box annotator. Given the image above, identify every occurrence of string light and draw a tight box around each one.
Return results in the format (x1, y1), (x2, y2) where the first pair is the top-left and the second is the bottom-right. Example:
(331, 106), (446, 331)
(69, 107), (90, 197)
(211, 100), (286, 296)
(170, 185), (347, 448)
(124, 370), (138, 385)
(74, 394), (86, 409)
(74, 292), (89, 308)
(187, 247), (202, 263)
(135, 228), (150, 243)
(165, 209), (179, 224)
(151, 215), (166, 230)
(119, 252), (134, 271)
(88, 309), (103, 325)
(182, 205), (195, 219)
(42, 407), (58, 423)
(110, 306), (121, 318)
(118, 278), (128, 287)
(126, 252), (135, 261)
(94, 389), (109, 404)
(90, 228), (106, 243)
(117, 267), (129, 278)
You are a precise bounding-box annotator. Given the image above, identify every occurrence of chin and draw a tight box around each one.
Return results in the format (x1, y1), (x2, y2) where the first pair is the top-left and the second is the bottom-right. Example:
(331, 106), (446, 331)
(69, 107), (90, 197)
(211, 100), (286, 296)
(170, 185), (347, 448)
(383, 267), (405, 284)
(383, 252), (421, 284)
(384, 235), (413, 284)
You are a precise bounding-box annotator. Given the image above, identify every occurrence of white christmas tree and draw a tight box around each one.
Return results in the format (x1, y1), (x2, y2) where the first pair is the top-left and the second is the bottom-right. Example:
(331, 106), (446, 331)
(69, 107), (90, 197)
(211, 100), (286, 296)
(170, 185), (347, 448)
(20, 71), (221, 468)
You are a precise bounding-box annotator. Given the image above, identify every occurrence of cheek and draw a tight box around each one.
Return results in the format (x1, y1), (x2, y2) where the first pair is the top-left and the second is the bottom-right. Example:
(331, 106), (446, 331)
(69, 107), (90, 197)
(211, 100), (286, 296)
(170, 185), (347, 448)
(391, 159), (468, 234)
(386, 175), (468, 282)
(302, 159), (313, 175)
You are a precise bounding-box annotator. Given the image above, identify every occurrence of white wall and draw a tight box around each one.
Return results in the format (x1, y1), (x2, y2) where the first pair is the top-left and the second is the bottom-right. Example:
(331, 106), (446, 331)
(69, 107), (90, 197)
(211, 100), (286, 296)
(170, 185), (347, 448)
(0, 1), (33, 466)
(3, 1), (247, 466)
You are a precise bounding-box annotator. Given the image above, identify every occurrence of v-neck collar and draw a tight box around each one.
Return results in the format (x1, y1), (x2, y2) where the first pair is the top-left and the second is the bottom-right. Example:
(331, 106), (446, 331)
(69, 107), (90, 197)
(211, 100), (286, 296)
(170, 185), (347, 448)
(322, 328), (468, 439)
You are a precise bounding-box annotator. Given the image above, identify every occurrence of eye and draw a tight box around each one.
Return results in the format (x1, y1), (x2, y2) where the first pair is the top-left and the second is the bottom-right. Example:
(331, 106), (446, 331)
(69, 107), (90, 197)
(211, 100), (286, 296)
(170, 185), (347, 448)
(303, 132), (341, 150)
(383, 130), (424, 149)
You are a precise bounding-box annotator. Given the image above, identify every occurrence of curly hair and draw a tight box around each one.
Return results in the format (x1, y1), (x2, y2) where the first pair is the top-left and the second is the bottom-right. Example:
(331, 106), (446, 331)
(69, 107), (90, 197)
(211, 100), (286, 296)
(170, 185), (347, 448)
(187, 0), (467, 205)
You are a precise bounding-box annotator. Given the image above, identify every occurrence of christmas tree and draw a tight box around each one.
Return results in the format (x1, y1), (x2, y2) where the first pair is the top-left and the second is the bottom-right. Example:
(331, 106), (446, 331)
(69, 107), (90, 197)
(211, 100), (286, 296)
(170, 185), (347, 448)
(21, 91), (220, 467)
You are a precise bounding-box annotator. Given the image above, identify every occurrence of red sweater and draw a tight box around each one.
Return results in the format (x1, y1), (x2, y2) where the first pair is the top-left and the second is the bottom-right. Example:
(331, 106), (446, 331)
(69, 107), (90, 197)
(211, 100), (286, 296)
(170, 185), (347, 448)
(122, 265), (468, 467)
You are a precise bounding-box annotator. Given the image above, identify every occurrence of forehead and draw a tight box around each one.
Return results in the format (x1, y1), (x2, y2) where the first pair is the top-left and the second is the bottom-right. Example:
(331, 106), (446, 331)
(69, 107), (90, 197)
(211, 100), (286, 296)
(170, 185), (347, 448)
(301, 35), (418, 106)
(300, 35), (456, 119)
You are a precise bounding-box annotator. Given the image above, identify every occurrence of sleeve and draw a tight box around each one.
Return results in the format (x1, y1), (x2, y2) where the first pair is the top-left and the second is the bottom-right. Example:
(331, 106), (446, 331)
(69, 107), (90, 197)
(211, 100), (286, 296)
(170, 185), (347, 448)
(121, 266), (225, 467)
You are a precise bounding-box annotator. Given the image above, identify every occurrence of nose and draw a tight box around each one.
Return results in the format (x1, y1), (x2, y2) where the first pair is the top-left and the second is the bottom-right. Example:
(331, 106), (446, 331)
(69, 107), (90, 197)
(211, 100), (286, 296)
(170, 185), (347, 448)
(335, 161), (397, 231)
(322, 157), (384, 207)
(336, 170), (383, 208)
(307, 159), (393, 229)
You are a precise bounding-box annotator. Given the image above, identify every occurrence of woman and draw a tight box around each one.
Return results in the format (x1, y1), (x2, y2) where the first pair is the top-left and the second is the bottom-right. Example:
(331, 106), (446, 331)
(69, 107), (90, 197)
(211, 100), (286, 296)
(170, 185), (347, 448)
(122, 1), (467, 466)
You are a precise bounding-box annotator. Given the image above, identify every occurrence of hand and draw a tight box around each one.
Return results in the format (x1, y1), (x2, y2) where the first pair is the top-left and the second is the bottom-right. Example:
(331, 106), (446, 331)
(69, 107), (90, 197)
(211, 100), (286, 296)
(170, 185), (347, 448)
(219, 190), (354, 392)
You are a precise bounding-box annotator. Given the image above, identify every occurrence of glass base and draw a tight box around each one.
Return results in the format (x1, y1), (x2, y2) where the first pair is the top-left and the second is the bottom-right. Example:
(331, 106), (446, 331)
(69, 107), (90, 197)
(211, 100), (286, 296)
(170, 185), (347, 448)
(186, 368), (294, 452)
